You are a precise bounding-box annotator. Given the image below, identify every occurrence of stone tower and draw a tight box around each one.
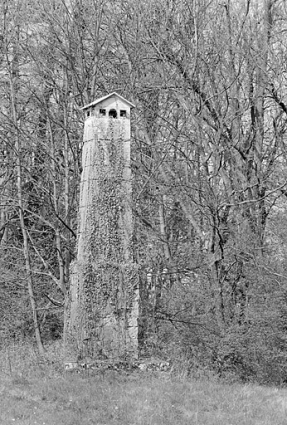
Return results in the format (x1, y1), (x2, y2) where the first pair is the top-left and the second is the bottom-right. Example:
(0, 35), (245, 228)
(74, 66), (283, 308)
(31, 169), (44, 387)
(65, 93), (139, 361)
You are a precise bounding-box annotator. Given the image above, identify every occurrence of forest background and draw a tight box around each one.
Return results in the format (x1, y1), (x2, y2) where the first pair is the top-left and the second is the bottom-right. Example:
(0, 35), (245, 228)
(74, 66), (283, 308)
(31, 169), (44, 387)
(1, 0), (287, 385)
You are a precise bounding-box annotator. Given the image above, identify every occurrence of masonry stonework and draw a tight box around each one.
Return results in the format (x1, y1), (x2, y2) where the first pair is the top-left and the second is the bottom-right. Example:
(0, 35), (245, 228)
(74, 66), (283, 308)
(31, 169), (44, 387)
(64, 93), (139, 362)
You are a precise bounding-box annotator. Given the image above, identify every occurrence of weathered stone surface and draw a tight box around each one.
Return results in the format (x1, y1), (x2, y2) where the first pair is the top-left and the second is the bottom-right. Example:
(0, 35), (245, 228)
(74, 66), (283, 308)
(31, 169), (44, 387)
(64, 94), (139, 361)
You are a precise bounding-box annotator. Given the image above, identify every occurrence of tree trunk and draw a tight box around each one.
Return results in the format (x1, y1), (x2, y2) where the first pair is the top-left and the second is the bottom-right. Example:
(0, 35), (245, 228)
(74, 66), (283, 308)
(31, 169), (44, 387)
(9, 50), (44, 355)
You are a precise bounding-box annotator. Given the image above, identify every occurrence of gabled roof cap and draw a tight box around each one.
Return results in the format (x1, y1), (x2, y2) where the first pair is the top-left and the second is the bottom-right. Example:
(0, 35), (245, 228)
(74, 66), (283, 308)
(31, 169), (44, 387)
(81, 92), (135, 110)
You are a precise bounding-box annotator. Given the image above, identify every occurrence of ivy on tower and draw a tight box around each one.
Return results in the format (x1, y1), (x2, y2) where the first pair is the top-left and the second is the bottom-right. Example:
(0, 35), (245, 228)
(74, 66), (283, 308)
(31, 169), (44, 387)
(64, 93), (139, 362)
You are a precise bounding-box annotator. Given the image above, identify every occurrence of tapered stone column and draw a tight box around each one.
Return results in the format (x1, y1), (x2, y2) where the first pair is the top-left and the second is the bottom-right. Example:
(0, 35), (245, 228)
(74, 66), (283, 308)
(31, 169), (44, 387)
(64, 93), (139, 362)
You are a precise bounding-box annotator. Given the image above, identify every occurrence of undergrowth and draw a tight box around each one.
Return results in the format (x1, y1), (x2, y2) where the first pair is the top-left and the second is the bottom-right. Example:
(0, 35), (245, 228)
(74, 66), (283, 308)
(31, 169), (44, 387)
(0, 340), (287, 425)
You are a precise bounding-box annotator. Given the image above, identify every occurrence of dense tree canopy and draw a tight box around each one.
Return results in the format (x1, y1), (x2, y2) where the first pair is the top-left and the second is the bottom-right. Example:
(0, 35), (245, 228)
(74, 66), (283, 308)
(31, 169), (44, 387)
(1, 0), (287, 383)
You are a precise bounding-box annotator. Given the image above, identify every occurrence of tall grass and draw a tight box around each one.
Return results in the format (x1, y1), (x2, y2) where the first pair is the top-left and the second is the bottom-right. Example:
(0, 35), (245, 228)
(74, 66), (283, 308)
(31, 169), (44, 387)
(0, 340), (287, 425)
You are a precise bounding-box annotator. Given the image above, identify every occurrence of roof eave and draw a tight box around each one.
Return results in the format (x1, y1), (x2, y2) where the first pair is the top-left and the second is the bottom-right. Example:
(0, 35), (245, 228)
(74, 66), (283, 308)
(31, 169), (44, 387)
(81, 92), (135, 110)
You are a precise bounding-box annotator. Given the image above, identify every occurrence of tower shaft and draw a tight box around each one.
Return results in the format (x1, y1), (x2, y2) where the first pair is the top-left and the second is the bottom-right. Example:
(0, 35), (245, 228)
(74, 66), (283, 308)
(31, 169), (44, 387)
(65, 94), (138, 361)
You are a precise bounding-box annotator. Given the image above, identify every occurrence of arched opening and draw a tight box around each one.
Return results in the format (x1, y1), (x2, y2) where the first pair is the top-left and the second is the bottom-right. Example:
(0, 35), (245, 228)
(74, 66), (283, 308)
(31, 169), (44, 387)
(109, 109), (117, 118)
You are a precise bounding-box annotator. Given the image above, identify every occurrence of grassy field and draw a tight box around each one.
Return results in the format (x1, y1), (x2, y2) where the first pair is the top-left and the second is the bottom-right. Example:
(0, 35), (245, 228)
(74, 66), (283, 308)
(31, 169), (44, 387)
(0, 342), (287, 425)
